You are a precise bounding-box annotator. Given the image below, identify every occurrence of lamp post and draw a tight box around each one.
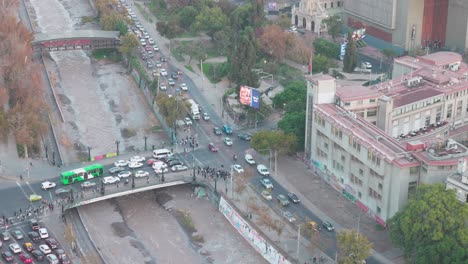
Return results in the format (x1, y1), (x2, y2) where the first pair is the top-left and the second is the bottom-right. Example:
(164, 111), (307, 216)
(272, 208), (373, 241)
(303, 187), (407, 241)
(161, 169), (165, 183)
(144, 136), (148, 151)
(52, 151), (55, 166)
(132, 170), (135, 188)
(115, 140), (120, 156)
(88, 147), (92, 161)
(192, 155), (196, 183)
(70, 189), (74, 204)
(100, 181), (105, 195)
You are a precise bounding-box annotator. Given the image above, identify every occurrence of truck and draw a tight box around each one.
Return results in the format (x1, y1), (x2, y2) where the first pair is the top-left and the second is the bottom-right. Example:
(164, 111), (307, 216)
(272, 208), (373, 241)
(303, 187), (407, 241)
(186, 99), (200, 120)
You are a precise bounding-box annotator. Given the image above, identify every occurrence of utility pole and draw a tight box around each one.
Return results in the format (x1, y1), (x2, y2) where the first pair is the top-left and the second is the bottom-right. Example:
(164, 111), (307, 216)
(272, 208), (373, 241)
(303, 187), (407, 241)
(115, 140), (120, 156)
(230, 165), (233, 198)
(144, 136), (148, 151)
(296, 225), (301, 260)
(88, 147), (92, 161)
(274, 150), (278, 173)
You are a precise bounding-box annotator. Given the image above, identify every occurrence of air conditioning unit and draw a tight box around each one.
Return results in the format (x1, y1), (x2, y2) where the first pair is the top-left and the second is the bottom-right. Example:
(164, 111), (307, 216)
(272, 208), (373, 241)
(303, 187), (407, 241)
(446, 139), (457, 149)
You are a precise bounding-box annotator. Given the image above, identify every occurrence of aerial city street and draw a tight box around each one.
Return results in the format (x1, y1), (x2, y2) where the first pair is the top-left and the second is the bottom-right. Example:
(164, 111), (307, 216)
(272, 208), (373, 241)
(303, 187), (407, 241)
(0, 0), (467, 263)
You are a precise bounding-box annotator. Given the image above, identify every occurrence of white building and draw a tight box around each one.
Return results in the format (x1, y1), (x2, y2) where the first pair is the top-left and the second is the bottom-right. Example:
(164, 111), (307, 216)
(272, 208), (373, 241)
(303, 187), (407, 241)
(291, 0), (343, 33)
(446, 159), (468, 204)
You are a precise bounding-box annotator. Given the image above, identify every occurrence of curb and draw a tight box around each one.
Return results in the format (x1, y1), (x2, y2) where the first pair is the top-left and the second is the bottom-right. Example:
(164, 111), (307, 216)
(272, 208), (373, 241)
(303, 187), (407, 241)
(75, 208), (107, 264)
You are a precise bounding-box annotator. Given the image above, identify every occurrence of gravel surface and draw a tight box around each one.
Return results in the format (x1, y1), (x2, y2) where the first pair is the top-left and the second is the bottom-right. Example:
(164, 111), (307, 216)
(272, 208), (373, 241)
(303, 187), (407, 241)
(79, 186), (266, 264)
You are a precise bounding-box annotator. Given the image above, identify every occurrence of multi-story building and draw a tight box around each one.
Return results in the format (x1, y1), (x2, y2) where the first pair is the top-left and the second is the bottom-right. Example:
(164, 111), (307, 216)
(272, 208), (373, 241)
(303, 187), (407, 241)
(291, 0), (343, 33)
(304, 69), (468, 225)
(342, 0), (468, 53)
(446, 159), (468, 204)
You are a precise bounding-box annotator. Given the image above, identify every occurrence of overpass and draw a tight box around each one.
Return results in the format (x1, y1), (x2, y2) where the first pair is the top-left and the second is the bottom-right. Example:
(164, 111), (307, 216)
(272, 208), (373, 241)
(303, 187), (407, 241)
(62, 172), (194, 211)
(32, 30), (120, 52)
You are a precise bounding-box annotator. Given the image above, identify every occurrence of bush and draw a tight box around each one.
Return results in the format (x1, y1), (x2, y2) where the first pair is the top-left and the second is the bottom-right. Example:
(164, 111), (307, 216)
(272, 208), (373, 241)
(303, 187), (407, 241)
(201, 62), (228, 83)
(313, 38), (340, 59)
(92, 48), (122, 62)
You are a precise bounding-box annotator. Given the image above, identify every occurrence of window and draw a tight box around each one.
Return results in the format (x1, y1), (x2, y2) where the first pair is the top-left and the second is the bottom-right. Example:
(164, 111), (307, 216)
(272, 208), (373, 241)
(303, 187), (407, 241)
(324, 3), (327, 8)
(408, 181), (418, 199)
(337, 1), (341, 7)
(357, 100), (363, 105)
(359, 168), (363, 175)
(369, 99), (376, 103)
(341, 155), (345, 161)
(447, 104), (453, 118)
(331, 2), (334, 8)
(358, 191), (361, 198)
(378, 183), (383, 190)
(377, 206), (381, 214)
(425, 116), (430, 127)
(345, 102), (351, 106)
(367, 110), (377, 117)
(340, 177), (344, 183)
(410, 167), (419, 174)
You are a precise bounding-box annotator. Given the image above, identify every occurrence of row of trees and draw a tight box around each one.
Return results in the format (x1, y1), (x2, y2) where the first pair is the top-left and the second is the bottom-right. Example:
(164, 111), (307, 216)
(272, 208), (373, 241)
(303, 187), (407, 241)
(0, 0), (48, 158)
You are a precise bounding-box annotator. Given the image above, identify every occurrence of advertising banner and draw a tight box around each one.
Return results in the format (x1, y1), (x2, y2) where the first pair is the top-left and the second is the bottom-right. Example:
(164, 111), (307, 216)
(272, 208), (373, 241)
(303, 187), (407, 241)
(240, 86), (261, 109)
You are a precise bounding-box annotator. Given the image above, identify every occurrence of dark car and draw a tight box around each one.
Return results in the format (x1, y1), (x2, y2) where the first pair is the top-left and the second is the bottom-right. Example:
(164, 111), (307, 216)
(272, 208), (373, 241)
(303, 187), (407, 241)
(109, 166), (125, 174)
(55, 188), (71, 196)
(27, 232), (40, 243)
(208, 143), (218, 152)
(238, 133), (252, 141)
(161, 56), (167, 62)
(287, 192), (300, 203)
(168, 160), (183, 167)
(322, 221), (334, 232)
(31, 250), (44, 261)
(45, 238), (58, 249)
(161, 156), (178, 163)
(30, 219), (40, 231)
(11, 229), (24, 240)
(213, 127), (222, 135)
(222, 125), (232, 134)
(55, 249), (70, 263)
(1, 251), (14, 262)
(170, 72), (178, 79)
(19, 253), (33, 264)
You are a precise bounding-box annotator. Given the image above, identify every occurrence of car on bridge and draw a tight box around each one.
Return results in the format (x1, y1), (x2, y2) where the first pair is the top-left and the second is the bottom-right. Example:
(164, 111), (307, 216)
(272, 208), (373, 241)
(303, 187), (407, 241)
(114, 160), (128, 167)
(41, 181), (56, 190)
(117, 171), (132, 178)
(81, 181), (96, 189)
(109, 166), (125, 174)
(135, 171), (149, 178)
(102, 176), (120, 184)
(128, 162), (144, 169)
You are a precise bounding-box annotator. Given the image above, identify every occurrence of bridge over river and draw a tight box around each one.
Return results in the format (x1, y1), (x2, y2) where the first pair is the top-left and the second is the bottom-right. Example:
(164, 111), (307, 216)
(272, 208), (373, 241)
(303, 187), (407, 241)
(32, 30), (120, 52)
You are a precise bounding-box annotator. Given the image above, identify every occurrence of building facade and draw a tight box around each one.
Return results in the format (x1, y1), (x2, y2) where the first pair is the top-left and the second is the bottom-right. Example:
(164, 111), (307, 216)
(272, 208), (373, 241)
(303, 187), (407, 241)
(446, 159), (468, 204)
(291, 0), (343, 33)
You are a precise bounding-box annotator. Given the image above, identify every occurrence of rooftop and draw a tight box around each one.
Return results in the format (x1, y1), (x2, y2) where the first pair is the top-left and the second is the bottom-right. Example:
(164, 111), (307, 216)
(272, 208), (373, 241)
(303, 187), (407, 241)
(392, 88), (443, 108)
(417, 52), (463, 67)
(336, 85), (382, 101)
(314, 104), (419, 167)
(306, 73), (335, 84)
(33, 30), (120, 43)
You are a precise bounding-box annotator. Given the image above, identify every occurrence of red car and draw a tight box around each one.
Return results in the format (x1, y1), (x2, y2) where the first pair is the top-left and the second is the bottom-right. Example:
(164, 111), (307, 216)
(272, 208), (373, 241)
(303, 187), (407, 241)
(145, 46), (152, 51)
(146, 158), (158, 166)
(45, 238), (58, 249)
(208, 143), (218, 152)
(19, 253), (33, 264)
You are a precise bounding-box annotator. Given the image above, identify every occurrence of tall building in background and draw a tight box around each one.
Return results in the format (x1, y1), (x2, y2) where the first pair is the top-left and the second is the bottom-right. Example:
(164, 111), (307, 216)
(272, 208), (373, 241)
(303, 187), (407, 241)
(342, 0), (468, 54)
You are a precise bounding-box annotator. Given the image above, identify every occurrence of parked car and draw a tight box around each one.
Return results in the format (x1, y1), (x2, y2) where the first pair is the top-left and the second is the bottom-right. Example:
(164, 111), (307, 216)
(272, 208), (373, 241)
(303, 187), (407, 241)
(81, 181), (96, 189)
(146, 61), (153, 68)
(130, 156), (146, 163)
(153, 45), (159, 51)
(114, 160), (128, 167)
(168, 160), (183, 167)
(155, 60), (162, 67)
(41, 181), (56, 190)
(208, 143), (218, 152)
(39, 245), (51, 254)
(161, 56), (167, 62)
(1, 251), (14, 262)
(283, 211), (296, 223)
(146, 158), (158, 166)
(31, 250), (44, 261)
(213, 127), (222, 135)
(202, 112), (210, 120)
(128, 162), (144, 169)
(224, 137), (233, 146)
(1, 231), (11, 241)
(168, 78), (175, 86)
(287, 192), (300, 203)
(109, 166), (125, 174)
(9, 243), (21, 254)
(244, 154), (256, 165)
(171, 165), (188, 172)
(261, 190), (272, 200)
(159, 83), (167, 90)
(261, 178), (273, 189)
(45, 238), (58, 249)
(19, 253), (33, 264)
(257, 164), (270, 176)
(238, 133), (252, 141)
(160, 69), (167, 76)
(322, 221), (334, 232)
(277, 194), (290, 206)
(27, 232), (40, 243)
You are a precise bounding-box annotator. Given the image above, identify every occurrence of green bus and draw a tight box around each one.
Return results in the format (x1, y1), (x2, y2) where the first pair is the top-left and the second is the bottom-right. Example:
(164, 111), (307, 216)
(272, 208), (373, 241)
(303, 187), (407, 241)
(60, 164), (105, 185)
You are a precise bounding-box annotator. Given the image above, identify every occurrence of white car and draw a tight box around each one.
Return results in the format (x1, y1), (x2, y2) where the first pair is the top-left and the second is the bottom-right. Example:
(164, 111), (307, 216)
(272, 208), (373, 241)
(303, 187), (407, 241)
(102, 176), (120, 184)
(39, 244), (51, 254)
(38, 228), (49, 239)
(47, 254), (59, 264)
(232, 164), (244, 173)
(114, 160), (128, 167)
(135, 170), (149, 178)
(171, 165), (188, 172)
(160, 69), (167, 76)
(148, 38), (155, 45)
(184, 117), (192, 126)
(362, 61), (372, 69)
(41, 181), (56, 190)
(117, 171), (132, 178)
(261, 178), (273, 189)
(202, 112), (210, 120)
(153, 45), (159, 51)
(179, 83), (188, 91)
(160, 83), (167, 90)
(245, 154), (256, 165)
(152, 161), (168, 169)
(128, 162), (144, 169)
(154, 167), (169, 174)
(224, 137), (233, 146)
(130, 156), (146, 162)
(257, 164), (270, 176)
(9, 243), (21, 254)
(140, 40), (146, 46)
(155, 60), (162, 67)
(152, 70), (158, 77)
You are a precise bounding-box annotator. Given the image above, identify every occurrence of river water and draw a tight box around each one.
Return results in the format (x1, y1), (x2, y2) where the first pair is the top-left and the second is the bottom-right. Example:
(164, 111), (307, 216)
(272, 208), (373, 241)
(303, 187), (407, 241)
(29, 0), (163, 163)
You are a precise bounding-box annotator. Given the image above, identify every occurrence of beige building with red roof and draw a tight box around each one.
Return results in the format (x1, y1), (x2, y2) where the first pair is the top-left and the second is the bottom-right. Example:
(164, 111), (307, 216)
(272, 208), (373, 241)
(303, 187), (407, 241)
(304, 52), (468, 224)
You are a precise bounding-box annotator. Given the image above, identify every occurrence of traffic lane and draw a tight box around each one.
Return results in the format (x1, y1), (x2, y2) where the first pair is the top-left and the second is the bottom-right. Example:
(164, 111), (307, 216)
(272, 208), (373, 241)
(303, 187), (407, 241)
(358, 53), (391, 74)
(0, 181), (43, 218)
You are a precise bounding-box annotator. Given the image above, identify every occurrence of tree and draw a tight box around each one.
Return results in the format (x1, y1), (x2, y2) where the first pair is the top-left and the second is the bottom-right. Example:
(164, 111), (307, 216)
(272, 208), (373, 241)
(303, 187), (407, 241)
(381, 48), (397, 62)
(337, 229), (372, 264)
(343, 32), (357, 73)
(115, 20), (128, 35)
(272, 80), (306, 109)
(388, 184), (468, 263)
(118, 34), (139, 55)
(250, 130), (297, 156)
(278, 112), (306, 151)
(313, 38), (340, 59)
(259, 25), (290, 62)
(193, 6), (229, 39)
(286, 34), (311, 64)
(178, 6), (198, 29)
(227, 27), (259, 87)
(312, 54), (330, 73)
(100, 12), (121, 31)
(321, 14), (342, 40)
(155, 94), (188, 127)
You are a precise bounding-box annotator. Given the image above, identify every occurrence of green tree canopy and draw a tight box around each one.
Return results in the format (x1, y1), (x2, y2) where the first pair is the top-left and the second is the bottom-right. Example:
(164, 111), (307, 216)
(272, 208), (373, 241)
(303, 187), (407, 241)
(312, 54), (330, 74)
(272, 80), (306, 108)
(388, 184), (468, 263)
(178, 6), (198, 29)
(337, 229), (373, 264)
(251, 130), (297, 155)
(321, 14), (343, 40)
(194, 6), (229, 39)
(227, 27), (259, 87)
(313, 38), (340, 59)
(278, 111), (305, 151)
(118, 34), (139, 55)
(343, 32), (357, 73)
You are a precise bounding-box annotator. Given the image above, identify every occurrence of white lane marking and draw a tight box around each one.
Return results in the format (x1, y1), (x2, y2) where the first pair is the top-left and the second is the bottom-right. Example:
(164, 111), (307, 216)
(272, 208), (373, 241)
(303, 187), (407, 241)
(16, 181), (30, 201)
(25, 181), (35, 193)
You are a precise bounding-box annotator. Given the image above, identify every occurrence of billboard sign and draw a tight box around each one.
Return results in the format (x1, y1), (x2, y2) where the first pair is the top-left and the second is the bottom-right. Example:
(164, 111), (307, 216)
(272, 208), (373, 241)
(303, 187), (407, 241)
(240, 86), (260, 109)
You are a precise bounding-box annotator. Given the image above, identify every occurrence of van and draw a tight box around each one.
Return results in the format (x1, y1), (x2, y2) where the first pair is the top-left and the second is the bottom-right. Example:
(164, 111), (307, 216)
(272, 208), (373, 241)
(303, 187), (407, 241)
(153, 149), (173, 159)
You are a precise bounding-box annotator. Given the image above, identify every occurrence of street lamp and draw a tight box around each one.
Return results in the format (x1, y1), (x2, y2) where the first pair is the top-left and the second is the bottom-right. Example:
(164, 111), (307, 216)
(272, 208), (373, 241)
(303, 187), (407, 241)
(100, 181), (105, 195)
(132, 170), (135, 188)
(144, 136), (148, 151)
(161, 169), (165, 183)
(115, 140), (120, 156)
(88, 147), (92, 161)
